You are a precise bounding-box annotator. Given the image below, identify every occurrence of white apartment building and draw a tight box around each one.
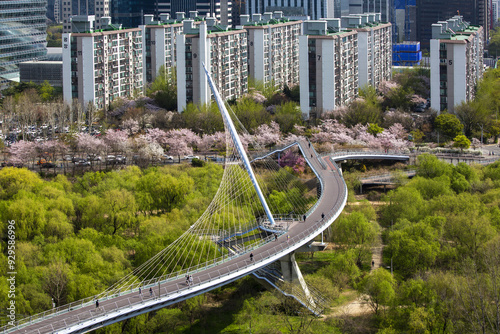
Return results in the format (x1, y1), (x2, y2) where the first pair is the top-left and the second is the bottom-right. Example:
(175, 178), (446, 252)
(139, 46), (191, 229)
(430, 15), (484, 113)
(346, 13), (392, 88)
(176, 19), (248, 111)
(299, 19), (358, 119)
(140, 12), (187, 84)
(62, 16), (143, 110)
(242, 12), (301, 89)
(61, 0), (111, 33)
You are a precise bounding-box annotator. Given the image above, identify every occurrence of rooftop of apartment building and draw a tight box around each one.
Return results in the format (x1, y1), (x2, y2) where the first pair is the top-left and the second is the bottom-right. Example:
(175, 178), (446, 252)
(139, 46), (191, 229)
(432, 15), (483, 41)
(302, 12), (387, 36)
(240, 11), (300, 27)
(143, 11), (202, 27)
(69, 15), (140, 34)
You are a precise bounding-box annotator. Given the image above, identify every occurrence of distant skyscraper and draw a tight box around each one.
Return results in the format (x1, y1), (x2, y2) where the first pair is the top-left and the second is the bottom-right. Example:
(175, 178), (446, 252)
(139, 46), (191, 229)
(416, 0), (489, 50)
(158, 0), (232, 25)
(245, 0), (335, 21)
(62, 0), (112, 32)
(0, 0), (48, 83)
(111, 0), (156, 28)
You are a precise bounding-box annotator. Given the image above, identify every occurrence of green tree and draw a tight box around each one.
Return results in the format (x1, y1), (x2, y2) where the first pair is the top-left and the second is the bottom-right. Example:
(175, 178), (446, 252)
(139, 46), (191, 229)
(101, 189), (137, 235)
(331, 212), (378, 267)
(39, 81), (55, 102)
(453, 134), (471, 152)
(454, 101), (489, 138)
(274, 101), (302, 133)
(147, 65), (177, 111)
(367, 123), (384, 136)
(434, 113), (464, 140)
(0, 168), (42, 200)
(487, 27), (500, 57)
(233, 96), (270, 132)
(181, 102), (224, 134)
(360, 268), (396, 315)
(343, 98), (382, 127)
(386, 220), (440, 278)
(416, 153), (452, 179)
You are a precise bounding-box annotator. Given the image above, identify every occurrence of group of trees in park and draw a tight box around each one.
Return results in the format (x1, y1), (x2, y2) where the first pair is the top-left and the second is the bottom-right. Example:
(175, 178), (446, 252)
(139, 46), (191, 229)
(4, 150), (500, 332)
(348, 154), (500, 333)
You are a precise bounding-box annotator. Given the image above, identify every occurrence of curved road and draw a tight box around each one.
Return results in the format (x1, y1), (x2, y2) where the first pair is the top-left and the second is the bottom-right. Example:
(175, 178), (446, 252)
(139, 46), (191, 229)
(6, 140), (347, 334)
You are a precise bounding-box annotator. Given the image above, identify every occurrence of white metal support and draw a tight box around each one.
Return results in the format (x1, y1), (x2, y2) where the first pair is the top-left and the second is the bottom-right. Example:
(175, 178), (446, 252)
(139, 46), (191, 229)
(202, 63), (276, 226)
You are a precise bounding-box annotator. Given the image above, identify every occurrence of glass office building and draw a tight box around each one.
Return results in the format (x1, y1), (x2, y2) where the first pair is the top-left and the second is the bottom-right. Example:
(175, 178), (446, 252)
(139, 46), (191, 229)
(0, 0), (48, 83)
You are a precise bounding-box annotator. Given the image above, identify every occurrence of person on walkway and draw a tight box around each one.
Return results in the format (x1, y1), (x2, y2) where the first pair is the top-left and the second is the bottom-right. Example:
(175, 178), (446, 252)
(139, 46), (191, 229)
(287, 235), (290, 243)
(186, 274), (189, 286)
(250, 252), (254, 262)
(371, 260), (375, 267)
(274, 233), (278, 241)
(95, 299), (99, 309)
(321, 213), (325, 221)
(308, 142), (311, 148)
(189, 275), (193, 285)
(303, 214), (306, 222)
(139, 287), (141, 295)
(149, 287), (153, 296)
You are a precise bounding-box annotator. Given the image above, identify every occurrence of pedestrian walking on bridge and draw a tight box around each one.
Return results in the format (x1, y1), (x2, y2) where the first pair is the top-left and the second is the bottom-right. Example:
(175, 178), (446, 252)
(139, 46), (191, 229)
(250, 252), (254, 262)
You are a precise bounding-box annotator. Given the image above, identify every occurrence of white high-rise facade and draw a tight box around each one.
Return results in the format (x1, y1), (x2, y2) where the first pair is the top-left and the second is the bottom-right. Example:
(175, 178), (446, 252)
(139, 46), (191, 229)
(299, 19), (358, 118)
(62, 17), (143, 110)
(242, 12), (301, 88)
(177, 20), (248, 111)
(430, 16), (484, 113)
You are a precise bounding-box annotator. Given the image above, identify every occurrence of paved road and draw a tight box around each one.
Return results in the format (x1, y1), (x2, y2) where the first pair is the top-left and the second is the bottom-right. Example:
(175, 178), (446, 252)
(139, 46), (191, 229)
(6, 140), (347, 334)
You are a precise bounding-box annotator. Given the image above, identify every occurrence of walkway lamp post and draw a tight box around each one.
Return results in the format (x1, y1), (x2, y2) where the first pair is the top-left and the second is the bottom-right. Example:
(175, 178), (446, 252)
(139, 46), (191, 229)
(477, 123), (484, 144)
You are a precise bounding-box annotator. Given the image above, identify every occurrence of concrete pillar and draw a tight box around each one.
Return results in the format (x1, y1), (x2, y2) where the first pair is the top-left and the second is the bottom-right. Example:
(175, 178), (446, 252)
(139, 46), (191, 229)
(279, 252), (316, 308)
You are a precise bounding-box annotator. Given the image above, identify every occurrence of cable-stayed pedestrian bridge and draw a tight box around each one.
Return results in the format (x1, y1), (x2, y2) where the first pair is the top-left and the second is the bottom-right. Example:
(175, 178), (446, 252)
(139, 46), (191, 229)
(2, 67), (408, 334)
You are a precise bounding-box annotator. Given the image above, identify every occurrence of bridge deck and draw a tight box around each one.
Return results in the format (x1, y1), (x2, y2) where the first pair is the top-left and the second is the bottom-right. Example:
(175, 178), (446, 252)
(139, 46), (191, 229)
(7, 141), (347, 334)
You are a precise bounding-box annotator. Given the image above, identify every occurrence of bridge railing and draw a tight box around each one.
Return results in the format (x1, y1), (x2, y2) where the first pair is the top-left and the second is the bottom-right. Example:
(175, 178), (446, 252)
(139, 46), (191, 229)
(324, 150), (410, 159)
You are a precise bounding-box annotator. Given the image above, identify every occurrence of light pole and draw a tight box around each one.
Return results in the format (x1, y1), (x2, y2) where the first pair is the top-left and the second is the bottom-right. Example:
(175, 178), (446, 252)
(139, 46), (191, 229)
(477, 123), (484, 144)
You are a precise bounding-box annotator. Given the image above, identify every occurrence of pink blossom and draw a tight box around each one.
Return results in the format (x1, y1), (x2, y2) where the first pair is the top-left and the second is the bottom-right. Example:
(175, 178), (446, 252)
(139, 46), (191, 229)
(121, 119), (139, 135)
(378, 80), (401, 95)
(254, 121), (281, 147)
(145, 128), (167, 144)
(104, 129), (130, 153)
(387, 123), (406, 139)
(9, 140), (37, 165)
(76, 133), (108, 157)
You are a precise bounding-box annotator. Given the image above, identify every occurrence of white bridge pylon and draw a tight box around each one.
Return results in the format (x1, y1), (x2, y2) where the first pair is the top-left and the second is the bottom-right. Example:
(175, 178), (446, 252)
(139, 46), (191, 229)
(201, 63), (276, 226)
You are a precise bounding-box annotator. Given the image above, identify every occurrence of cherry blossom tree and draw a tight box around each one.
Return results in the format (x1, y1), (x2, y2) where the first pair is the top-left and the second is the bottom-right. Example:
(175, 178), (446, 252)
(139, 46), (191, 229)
(76, 133), (108, 166)
(36, 140), (68, 164)
(278, 150), (306, 174)
(311, 119), (353, 145)
(145, 128), (167, 146)
(254, 121), (281, 147)
(133, 135), (165, 166)
(163, 136), (192, 161)
(121, 118), (139, 136)
(104, 129), (130, 154)
(280, 134), (305, 146)
(165, 129), (201, 150)
(8, 140), (37, 167)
